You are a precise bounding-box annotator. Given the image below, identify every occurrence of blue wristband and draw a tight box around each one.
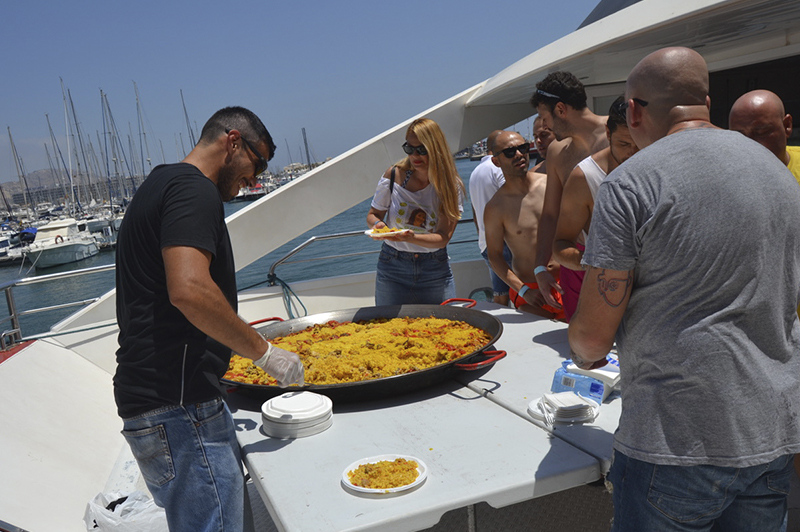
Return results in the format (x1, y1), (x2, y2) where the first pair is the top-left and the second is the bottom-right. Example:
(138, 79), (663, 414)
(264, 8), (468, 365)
(534, 265), (548, 276)
(517, 285), (530, 299)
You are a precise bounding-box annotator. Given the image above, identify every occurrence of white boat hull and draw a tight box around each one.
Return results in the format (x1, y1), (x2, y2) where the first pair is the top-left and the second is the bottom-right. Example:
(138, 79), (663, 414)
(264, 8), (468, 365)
(29, 240), (100, 269)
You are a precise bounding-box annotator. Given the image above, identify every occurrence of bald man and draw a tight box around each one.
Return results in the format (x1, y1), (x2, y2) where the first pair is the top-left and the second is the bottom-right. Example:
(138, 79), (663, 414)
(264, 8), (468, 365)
(470, 130), (512, 305)
(483, 131), (562, 319)
(569, 47), (800, 532)
(729, 89), (800, 183)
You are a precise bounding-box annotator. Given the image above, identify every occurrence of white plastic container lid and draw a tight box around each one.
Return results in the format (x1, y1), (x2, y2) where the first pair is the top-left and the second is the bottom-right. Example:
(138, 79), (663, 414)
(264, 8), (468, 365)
(261, 391), (333, 425)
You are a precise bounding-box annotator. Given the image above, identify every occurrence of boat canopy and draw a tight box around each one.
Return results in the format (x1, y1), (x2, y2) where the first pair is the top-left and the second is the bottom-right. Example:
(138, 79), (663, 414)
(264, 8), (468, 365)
(35, 218), (80, 241)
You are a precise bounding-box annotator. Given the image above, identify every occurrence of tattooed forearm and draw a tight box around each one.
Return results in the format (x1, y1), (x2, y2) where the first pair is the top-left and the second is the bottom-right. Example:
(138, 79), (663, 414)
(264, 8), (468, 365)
(570, 348), (593, 370)
(596, 269), (632, 307)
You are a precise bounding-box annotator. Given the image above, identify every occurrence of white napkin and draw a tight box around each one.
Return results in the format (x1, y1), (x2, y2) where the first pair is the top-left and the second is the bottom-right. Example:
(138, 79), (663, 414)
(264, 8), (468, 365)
(527, 392), (600, 426)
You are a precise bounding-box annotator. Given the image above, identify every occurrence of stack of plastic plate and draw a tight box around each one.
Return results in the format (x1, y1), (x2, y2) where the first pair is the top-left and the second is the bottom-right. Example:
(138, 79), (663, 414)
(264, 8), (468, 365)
(527, 391), (599, 426)
(261, 391), (333, 439)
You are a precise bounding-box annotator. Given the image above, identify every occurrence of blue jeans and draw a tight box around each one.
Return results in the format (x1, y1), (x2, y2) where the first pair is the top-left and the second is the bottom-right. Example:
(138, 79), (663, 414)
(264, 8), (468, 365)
(608, 450), (792, 532)
(375, 243), (455, 305)
(480, 245), (513, 296)
(122, 397), (250, 532)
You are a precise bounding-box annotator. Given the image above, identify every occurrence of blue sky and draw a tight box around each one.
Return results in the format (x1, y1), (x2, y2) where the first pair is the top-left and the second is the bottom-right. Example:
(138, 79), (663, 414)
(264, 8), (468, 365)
(1, 0), (600, 182)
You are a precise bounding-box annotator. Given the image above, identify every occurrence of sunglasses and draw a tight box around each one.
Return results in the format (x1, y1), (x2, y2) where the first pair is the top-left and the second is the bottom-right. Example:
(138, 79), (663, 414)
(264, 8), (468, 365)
(536, 88), (562, 101)
(402, 142), (428, 156)
(616, 98), (649, 113)
(498, 143), (530, 158)
(226, 127), (268, 177)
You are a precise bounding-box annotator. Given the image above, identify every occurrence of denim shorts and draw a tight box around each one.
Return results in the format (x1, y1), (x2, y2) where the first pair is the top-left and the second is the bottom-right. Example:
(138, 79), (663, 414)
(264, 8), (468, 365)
(480, 245), (513, 296)
(374, 243), (456, 305)
(607, 449), (792, 532)
(122, 397), (250, 532)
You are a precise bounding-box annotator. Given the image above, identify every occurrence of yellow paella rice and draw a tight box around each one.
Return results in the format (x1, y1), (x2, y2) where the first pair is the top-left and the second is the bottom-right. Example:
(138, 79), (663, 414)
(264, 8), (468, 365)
(224, 354), (277, 385)
(347, 458), (419, 489)
(371, 225), (398, 233)
(224, 316), (491, 386)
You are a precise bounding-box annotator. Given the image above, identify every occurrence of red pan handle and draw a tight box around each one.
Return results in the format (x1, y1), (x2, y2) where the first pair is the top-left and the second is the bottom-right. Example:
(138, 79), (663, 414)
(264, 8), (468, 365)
(248, 317), (285, 326)
(441, 298), (477, 308)
(455, 350), (506, 370)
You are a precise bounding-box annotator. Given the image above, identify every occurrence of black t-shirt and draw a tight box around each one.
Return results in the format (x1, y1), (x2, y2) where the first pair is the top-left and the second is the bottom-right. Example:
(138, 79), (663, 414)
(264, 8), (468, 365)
(114, 163), (237, 418)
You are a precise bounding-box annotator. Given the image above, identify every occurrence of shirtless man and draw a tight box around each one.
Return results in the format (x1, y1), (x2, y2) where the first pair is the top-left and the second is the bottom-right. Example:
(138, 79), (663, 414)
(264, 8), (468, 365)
(729, 89), (800, 182)
(532, 115), (555, 174)
(529, 72), (609, 309)
(553, 96), (639, 320)
(484, 131), (563, 319)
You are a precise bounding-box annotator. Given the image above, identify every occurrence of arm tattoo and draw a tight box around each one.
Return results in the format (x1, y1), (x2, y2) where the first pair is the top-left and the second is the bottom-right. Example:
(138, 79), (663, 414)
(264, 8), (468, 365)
(596, 270), (632, 307)
(570, 348), (593, 370)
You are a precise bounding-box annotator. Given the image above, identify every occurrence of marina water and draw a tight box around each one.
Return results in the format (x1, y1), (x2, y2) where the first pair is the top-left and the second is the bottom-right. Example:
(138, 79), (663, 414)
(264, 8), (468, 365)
(1, 159), (483, 338)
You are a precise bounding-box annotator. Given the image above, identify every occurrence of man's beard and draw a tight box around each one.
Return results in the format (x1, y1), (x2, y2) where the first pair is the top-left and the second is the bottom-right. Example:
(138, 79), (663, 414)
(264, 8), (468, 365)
(216, 163), (238, 202)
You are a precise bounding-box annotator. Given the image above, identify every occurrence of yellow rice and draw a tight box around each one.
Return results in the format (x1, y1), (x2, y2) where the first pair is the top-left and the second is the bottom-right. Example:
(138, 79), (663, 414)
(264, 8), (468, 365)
(347, 458), (419, 489)
(223, 316), (491, 386)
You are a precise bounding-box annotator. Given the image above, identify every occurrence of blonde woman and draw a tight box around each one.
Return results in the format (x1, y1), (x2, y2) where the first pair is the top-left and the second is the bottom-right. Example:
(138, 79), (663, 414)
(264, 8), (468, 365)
(367, 118), (466, 305)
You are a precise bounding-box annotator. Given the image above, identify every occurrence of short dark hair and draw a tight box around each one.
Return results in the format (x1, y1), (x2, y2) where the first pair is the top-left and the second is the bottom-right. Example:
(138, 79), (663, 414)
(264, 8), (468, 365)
(529, 71), (587, 113)
(607, 95), (627, 134)
(199, 106), (277, 161)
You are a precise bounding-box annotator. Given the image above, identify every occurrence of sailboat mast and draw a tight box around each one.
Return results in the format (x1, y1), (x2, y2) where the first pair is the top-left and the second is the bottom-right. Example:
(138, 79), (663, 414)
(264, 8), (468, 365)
(180, 90), (196, 147)
(133, 81), (153, 175)
(7, 127), (28, 210)
(302, 128), (312, 170)
(60, 78), (76, 213)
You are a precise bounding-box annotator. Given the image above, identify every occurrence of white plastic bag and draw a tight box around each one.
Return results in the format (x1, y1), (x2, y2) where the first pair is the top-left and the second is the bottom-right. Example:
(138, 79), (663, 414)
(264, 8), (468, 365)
(84, 491), (168, 532)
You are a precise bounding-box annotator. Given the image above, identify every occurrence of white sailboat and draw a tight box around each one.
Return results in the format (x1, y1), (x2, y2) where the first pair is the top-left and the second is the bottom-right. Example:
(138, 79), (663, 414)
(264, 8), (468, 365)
(1, 0), (799, 530)
(25, 218), (100, 269)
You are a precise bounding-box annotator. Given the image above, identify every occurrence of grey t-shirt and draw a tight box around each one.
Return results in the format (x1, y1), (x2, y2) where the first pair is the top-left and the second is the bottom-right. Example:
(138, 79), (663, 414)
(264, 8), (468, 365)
(584, 128), (800, 467)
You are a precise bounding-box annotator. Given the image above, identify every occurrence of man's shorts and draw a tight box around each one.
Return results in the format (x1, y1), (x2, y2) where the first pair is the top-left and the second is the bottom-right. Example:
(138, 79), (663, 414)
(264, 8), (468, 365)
(509, 282), (566, 320)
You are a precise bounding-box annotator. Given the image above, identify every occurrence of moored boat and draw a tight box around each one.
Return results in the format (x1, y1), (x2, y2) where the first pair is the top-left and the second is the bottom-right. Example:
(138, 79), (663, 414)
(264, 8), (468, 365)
(25, 218), (100, 269)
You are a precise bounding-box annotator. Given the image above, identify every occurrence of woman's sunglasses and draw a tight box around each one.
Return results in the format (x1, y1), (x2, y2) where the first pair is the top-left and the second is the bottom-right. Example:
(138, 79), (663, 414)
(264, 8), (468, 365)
(498, 143), (530, 158)
(402, 142), (428, 156)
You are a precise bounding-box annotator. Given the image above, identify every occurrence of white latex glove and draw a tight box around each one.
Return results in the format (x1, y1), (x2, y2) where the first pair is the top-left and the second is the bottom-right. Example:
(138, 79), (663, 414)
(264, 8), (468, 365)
(253, 343), (305, 387)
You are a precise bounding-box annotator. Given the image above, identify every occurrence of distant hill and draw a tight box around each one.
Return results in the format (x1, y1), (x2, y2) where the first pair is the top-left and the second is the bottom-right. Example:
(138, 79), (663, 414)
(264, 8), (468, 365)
(3, 168), (83, 195)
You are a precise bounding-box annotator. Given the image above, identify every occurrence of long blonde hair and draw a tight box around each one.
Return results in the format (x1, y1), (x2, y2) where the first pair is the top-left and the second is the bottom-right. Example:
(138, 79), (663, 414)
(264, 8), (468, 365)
(396, 118), (465, 222)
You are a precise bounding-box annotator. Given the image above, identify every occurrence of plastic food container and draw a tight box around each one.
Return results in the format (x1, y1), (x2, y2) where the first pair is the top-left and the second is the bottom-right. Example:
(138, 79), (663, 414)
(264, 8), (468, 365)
(261, 391), (333, 439)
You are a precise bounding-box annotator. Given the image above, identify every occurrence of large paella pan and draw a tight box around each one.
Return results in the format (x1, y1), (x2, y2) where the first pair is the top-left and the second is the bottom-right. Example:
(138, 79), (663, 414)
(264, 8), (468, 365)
(222, 302), (504, 402)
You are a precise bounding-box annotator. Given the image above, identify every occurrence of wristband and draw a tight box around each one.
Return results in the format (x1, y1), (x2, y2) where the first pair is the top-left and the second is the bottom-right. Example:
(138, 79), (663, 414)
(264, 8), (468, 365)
(517, 285), (530, 299)
(534, 265), (548, 276)
(373, 219), (383, 227)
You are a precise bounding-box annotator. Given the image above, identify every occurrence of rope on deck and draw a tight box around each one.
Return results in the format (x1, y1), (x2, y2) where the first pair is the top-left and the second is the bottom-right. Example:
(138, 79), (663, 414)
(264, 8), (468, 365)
(266, 273), (307, 319)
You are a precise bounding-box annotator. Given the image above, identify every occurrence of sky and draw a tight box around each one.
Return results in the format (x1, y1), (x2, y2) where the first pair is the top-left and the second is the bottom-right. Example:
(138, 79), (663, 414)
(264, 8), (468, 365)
(1, 0), (601, 183)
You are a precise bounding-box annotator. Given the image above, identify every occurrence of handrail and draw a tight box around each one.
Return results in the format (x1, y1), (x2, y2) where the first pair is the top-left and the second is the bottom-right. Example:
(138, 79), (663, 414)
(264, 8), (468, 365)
(266, 219), (477, 285)
(0, 220), (478, 346)
(0, 264), (117, 347)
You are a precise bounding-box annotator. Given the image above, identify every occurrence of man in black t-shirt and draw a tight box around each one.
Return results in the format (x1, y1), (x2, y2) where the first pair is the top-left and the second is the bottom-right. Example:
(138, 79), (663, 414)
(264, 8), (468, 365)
(115, 106), (303, 532)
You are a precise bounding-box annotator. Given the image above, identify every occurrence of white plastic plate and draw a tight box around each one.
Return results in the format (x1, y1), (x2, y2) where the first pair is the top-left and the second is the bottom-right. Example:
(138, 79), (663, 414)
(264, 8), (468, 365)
(342, 454), (428, 494)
